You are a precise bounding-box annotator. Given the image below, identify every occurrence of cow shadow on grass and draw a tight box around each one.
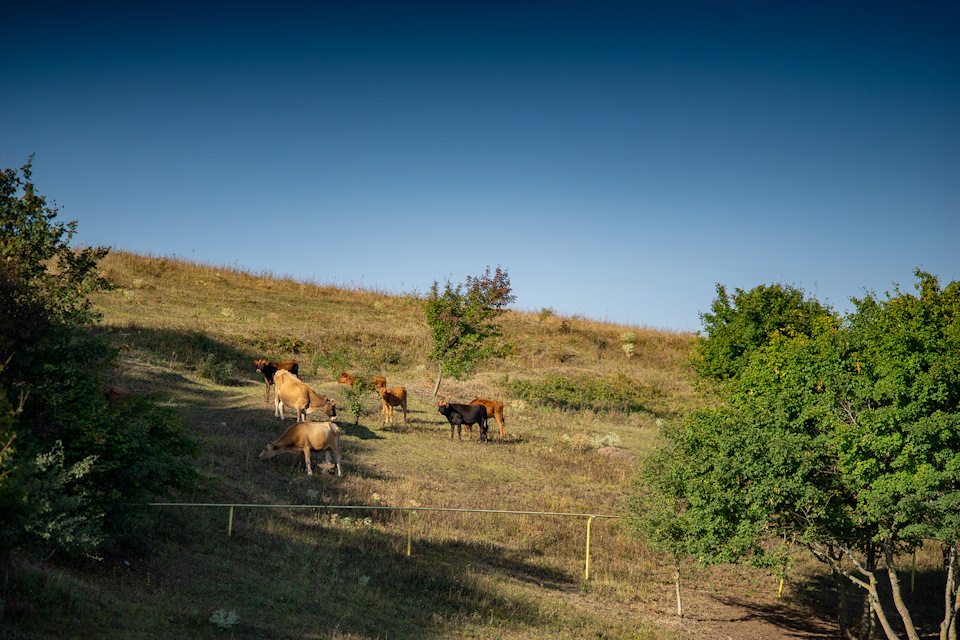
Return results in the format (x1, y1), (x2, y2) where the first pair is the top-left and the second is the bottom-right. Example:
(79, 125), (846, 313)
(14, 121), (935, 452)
(338, 421), (384, 441)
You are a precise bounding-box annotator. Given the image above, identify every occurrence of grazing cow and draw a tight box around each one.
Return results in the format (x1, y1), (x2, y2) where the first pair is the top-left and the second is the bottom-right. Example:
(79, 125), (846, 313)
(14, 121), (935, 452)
(255, 359), (299, 403)
(104, 385), (135, 404)
(378, 386), (407, 424)
(259, 421), (342, 476)
(337, 372), (387, 392)
(437, 401), (488, 442)
(273, 369), (337, 422)
(470, 398), (506, 440)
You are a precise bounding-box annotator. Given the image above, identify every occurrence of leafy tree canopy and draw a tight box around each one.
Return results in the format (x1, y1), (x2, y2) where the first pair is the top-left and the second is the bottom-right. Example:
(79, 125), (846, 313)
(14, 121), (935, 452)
(633, 270), (960, 640)
(1, 155), (110, 337)
(423, 266), (515, 386)
(692, 282), (834, 381)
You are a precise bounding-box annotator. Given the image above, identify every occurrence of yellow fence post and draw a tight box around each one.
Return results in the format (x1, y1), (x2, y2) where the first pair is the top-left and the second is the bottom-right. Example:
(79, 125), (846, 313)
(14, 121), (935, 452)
(407, 509), (413, 556)
(585, 516), (595, 580)
(228, 505), (234, 537)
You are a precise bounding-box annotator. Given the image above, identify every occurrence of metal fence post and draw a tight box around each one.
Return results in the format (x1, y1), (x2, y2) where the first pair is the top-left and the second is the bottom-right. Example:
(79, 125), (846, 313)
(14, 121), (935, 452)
(585, 516), (595, 580)
(228, 505), (234, 537)
(407, 509), (413, 556)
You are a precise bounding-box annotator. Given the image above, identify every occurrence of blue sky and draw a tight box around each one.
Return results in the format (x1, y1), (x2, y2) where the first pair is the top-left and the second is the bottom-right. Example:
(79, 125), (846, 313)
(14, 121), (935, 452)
(3, 1), (957, 332)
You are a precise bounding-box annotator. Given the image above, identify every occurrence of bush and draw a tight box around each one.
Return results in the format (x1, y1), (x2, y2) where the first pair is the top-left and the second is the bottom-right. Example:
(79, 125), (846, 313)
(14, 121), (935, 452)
(501, 373), (659, 414)
(0, 157), (199, 556)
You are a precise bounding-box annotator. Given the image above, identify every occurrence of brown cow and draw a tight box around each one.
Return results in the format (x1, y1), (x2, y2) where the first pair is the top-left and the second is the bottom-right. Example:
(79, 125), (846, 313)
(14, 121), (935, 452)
(255, 359), (299, 403)
(470, 398), (505, 440)
(259, 421), (342, 476)
(104, 385), (135, 404)
(273, 369), (337, 422)
(337, 372), (387, 392)
(378, 386), (407, 424)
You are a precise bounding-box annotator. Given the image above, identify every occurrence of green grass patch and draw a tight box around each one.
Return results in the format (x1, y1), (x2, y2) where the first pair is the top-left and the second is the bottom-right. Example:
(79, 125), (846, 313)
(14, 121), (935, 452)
(501, 373), (663, 415)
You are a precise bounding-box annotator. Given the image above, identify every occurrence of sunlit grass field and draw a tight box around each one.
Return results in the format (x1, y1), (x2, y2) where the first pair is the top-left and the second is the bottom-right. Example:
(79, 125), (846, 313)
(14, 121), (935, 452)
(6, 251), (948, 639)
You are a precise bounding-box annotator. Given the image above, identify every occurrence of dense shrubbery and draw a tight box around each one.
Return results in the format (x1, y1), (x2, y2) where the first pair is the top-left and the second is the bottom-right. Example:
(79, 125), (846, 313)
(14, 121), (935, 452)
(0, 157), (199, 583)
(633, 273), (960, 640)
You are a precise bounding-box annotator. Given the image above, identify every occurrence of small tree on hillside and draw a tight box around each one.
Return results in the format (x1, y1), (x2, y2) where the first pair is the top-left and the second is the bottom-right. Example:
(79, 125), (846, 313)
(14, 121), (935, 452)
(423, 267), (515, 395)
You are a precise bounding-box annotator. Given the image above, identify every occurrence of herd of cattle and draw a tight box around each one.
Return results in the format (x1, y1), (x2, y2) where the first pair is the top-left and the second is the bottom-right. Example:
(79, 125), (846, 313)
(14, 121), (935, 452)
(253, 359), (507, 477)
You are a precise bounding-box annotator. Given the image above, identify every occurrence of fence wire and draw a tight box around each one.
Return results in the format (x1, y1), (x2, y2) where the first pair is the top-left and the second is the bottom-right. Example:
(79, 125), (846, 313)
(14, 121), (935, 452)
(151, 502), (621, 579)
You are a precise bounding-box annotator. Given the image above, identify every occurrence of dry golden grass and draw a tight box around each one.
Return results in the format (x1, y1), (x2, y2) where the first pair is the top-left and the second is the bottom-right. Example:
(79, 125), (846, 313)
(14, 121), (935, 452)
(17, 250), (942, 640)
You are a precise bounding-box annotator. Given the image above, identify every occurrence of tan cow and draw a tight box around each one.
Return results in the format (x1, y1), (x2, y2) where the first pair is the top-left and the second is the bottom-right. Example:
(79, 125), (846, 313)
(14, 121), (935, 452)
(378, 386), (407, 424)
(470, 398), (506, 440)
(258, 421), (342, 476)
(254, 359), (299, 403)
(273, 369), (337, 422)
(337, 372), (387, 392)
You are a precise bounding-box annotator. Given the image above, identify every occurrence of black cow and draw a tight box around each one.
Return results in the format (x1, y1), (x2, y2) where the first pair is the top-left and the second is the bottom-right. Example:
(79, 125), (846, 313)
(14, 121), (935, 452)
(437, 401), (489, 442)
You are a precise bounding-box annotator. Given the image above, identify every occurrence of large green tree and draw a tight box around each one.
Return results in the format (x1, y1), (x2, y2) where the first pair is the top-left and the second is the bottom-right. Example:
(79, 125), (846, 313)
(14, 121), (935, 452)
(0, 158), (198, 581)
(423, 266), (515, 394)
(631, 272), (960, 640)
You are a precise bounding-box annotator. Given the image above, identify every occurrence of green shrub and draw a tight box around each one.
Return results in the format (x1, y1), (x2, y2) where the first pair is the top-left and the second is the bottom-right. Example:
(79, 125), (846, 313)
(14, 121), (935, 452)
(195, 354), (238, 386)
(243, 330), (308, 355)
(0, 158), (200, 555)
(501, 373), (659, 414)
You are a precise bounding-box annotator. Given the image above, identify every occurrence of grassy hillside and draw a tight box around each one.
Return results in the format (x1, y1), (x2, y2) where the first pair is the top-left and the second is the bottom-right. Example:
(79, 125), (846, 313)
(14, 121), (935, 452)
(4, 251), (854, 639)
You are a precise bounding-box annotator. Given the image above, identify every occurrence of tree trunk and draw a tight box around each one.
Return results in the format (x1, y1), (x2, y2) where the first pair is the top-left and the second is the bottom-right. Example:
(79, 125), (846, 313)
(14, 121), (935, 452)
(432, 362), (442, 397)
(883, 537), (921, 640)
(831, 565), (856, 640)
(859, 544), (877, 640)
(943, 541), (959, 640)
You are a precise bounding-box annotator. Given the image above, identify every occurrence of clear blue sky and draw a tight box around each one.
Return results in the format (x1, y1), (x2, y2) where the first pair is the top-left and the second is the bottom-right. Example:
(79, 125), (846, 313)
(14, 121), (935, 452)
(3, 1), (957, 332)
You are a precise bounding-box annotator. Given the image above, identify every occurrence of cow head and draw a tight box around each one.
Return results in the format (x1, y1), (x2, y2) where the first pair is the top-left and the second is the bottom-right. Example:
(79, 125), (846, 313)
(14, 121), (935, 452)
(255, 359), (268, 373)
(323, 399), (337, 418)
(259, 443), (281, 460)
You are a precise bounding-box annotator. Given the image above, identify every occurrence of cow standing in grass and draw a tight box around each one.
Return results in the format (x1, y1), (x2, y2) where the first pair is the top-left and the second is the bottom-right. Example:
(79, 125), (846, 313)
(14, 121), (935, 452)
(378, 386), (407, 424)
(255, 359), (299, 403)
(273, 369), (337, 422)
(337, 372), (387, 392)
(259, 421), (342, 476)
(437, 401), (488, 442)
(470, 398), (505, 440)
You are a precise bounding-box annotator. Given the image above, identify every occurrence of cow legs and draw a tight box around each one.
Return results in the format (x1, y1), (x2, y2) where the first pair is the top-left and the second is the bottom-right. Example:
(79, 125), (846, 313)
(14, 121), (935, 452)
(275, 399), (284, 420)
(323, 449), (342, 477)
(401, 401), (407, 423)
(303, 447), (313, 475)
